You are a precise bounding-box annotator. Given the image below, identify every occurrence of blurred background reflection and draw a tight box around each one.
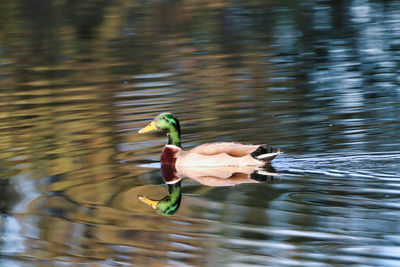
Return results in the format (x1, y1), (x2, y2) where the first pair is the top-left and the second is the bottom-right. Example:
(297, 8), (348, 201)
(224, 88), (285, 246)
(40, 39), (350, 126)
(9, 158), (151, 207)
(1, 0), (400, 266)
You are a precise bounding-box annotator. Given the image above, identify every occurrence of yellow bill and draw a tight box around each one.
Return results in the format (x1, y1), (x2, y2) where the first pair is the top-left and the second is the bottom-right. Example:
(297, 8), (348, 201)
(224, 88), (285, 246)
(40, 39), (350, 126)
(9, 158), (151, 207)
(138, 195), (158, 209)
(138, 121), (157, 134)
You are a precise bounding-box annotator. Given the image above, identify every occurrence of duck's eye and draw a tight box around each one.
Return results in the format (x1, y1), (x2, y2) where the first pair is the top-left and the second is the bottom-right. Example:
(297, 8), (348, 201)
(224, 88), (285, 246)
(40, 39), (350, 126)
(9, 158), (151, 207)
(161, 116), (166, 120)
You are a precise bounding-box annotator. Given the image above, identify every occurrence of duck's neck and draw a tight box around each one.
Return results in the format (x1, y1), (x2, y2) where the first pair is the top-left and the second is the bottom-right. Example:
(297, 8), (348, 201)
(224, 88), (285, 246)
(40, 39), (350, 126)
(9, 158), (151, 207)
(167, 126), (181, 147)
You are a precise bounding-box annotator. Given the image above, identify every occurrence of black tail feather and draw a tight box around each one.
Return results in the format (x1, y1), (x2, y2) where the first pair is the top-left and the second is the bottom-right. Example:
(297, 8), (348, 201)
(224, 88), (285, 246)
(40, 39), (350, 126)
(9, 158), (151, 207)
(250, 145), (274, 158)
(250, 145), (280, 164)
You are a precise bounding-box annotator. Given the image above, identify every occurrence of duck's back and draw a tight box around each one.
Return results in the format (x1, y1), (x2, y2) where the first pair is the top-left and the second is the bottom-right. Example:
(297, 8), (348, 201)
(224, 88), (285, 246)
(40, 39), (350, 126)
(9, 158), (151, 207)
(177, 142), (266, 167)
(187, 142), (260, 157)
(162, 142), (279, 167)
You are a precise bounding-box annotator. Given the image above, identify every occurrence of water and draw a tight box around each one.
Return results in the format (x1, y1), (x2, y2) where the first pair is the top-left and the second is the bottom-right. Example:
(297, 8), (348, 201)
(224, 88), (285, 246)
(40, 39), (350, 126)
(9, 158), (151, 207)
(1, 0), (400, 266)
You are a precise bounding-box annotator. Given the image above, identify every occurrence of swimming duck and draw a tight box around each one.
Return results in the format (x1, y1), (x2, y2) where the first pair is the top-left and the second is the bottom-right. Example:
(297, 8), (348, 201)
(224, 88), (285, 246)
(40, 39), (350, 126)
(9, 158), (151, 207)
(138, 112), (280, 167)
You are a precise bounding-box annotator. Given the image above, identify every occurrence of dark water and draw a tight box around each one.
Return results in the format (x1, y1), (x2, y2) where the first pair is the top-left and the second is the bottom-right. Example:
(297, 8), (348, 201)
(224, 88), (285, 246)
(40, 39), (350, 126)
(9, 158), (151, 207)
(1, 0), (400, 266)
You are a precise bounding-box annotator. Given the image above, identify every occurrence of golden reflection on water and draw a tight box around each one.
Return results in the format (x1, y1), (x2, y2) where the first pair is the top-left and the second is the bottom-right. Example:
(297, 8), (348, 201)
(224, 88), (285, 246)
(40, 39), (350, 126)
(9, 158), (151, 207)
(2, 0), (400, 265)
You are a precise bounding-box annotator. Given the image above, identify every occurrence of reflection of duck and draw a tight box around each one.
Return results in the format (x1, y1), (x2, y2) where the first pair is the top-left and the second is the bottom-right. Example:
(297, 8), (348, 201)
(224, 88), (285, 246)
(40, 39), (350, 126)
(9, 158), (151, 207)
(162, 164), (278, 187)
(138, 113), (280, 167)
(138, 180), (182, 216)
(138, 164), (279, 215)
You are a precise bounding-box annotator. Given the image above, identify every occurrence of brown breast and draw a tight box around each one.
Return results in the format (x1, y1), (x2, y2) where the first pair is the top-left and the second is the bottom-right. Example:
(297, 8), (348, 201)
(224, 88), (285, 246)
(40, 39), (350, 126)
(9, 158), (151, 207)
(161, 145), (179, 165)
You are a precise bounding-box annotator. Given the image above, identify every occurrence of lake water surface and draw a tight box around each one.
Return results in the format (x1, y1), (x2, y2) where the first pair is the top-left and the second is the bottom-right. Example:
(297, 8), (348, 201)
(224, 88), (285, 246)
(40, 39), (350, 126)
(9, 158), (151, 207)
(1, 0), (400, 266)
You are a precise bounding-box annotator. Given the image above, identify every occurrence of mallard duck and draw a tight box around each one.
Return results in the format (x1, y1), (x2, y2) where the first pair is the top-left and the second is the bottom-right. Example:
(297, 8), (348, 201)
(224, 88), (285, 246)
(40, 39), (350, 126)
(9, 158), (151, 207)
(138, 112), (280, 167)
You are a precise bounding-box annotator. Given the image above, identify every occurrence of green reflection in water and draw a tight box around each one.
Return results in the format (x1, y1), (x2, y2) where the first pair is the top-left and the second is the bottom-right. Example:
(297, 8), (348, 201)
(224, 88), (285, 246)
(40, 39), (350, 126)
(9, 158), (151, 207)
(138, 164), (278, 216)
(138, 181), (182, 216)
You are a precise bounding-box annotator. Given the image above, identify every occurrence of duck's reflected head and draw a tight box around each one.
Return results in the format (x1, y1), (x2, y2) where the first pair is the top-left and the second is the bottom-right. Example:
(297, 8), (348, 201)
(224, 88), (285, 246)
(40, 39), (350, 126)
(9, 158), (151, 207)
(138, 195), (158, 209)
(137, 181), (182, 216)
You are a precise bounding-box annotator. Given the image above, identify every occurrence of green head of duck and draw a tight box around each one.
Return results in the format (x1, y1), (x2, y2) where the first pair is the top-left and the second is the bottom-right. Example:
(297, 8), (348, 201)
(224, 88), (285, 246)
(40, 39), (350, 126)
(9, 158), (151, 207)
(138, 112), (181, 147)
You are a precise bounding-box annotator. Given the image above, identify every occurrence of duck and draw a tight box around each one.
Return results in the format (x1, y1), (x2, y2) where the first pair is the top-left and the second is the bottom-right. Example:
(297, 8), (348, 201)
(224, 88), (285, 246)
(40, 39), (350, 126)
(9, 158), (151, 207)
(138, 112), (281, 167)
